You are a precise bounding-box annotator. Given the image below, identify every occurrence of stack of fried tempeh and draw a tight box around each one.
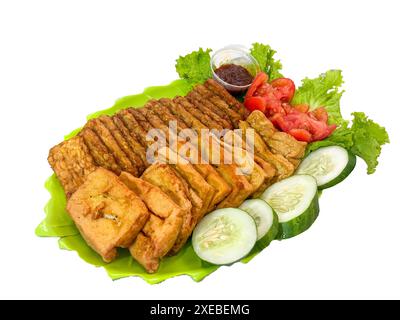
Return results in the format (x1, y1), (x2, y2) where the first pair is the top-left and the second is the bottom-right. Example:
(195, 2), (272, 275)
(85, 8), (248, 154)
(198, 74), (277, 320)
(49, 79), (307, 273)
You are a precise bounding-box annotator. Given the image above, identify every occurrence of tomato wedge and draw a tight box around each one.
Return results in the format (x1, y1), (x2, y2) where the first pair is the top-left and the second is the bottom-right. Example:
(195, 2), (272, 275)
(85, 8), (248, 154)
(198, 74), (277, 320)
(245, 72), (268, 100)
(288, 129), (313, 142)
(293, 104), (310, 113)
(270, 78), (296, 102)
(244, 96), (267, 113)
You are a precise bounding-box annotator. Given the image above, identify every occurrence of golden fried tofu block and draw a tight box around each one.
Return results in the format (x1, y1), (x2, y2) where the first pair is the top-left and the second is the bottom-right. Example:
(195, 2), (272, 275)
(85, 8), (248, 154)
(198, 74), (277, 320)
(215, 164), (254, 208)
(141, 163), (199, 255)
(66, 168), (150, 262)
(246, 111), (307, 160)
(191, 163), (232, 210)
(119, 172), (183, 273)
(240, 117), (295, 180)
(48, 136), (97, 197)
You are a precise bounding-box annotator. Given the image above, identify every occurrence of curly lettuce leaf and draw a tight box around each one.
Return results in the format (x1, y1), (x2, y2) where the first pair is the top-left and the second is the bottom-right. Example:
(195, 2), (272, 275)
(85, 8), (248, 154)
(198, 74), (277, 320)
(250, 42), (283, 80)
(292, 70), (346, 126)
(307, 112), (389, 174)
(175, 48), (212, 85)
(350, 112), (389, 174)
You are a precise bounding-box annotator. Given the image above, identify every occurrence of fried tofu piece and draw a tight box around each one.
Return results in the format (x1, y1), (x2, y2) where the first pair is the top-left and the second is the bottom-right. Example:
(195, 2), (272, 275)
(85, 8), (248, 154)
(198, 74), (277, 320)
(141, 163), (197, 255)
(239, 120), (294, 180)
(119, 172), (183, 272)
(190, 163), (231, 210)
(66, 168), (150, 262)
(48, 136), (97, 197)
(215, 164), (254, 208)
(246, 111), (307, 160)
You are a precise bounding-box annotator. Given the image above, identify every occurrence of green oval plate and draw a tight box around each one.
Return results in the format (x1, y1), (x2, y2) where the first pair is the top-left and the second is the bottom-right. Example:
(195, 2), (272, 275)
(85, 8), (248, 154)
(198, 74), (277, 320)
(35, 79), (264, 284)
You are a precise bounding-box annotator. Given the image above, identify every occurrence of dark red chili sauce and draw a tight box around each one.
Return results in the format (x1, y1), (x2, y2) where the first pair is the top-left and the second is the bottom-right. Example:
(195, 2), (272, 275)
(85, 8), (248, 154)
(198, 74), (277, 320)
(214, 64), (254, 87)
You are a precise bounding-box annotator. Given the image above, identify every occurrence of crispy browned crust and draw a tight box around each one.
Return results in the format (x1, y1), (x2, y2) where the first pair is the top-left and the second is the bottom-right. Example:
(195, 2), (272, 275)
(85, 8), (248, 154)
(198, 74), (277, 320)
(195, 83), (244, 126)
(204, 78), (249, 118)
(175, 96), (224, 131)
(118, 109), (150, 147)
(112, 115), (149, 166)
(141, 163), (194, 255)
(120, 172), (183, 273)
(48, 138), (89, 197)
(80, 128), (121, 174)
(246, 110), (307, 160)
(191, 86), (234, 125)
(86, 118), (138, 176)
(161, 98), (207, 130)
(67, 168), (150, 262)
(150, 100), (189, 131)
(99, 115), (146, 174)
(186, 91), (233, 129)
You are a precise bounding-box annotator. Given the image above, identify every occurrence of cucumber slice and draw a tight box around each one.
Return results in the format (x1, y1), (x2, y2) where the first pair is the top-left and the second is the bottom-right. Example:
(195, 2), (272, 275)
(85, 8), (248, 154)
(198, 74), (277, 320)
(296, 146), (356, 189)
(239, 199), (279, 248)
(261, 175), (319, 239)
(192, 208), (257, 265)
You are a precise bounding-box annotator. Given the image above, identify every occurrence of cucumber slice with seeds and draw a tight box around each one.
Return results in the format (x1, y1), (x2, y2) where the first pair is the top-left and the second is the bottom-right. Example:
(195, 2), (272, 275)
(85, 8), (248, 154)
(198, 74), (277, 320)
(296, 146), (356, 189)
(192, 208), (257, 265)
(239, 199), (279, 248)
(261, 175), (319, 239)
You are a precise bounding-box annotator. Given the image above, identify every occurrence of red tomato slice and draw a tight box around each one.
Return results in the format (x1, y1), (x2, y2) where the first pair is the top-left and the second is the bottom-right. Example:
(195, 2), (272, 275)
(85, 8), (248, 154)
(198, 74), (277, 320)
(288, 129), (313, 142)
(245, 72), (268, 100)
(244, 96), (267, 113)
(293, 104), (310, 113)
(311, 107), (329, 123)
(271, 78), (296, 102)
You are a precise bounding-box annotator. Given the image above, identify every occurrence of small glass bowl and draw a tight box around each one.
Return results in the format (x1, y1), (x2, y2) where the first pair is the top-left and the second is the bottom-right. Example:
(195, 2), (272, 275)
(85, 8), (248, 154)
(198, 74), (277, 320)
(211, 45), (260, 94)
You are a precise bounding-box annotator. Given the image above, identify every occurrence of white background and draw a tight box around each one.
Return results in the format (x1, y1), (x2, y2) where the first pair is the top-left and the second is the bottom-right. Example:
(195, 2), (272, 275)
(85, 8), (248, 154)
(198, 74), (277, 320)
(0, 0), (399, 300)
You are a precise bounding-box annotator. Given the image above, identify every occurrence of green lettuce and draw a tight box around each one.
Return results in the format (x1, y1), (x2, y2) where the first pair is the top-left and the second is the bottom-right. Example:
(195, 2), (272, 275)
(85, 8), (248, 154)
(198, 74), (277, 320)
(175, 48), (212, 85)
(250, 42), (283, 80)
(294, 69), (389, 174)
(292, 70), (346, 126)
(308, 113), (389, 174)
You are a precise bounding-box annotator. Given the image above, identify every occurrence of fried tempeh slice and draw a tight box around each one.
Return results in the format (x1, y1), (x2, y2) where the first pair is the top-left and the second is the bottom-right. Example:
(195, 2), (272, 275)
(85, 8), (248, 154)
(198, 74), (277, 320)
(86, 118), (138, 176)
(190, 87), (234, 126)
(186, 91), (233, 129)
(141, 163), (196, 255)
(48, 136), (97, 197)
(161, 98), (208, 130)
(194, 84), (243, 127)
(149, 103), (231, 209)
(150, 101), (189, 131)
(118, 109), (150, 147)
(204, 78), (249, 118)
(67, 168), (150, 262)
(175, 96), (224, 131)
(246, 110), (307, 160)
(99, 115), (146, 174)
(112, 115), (149, 167)
(120, 172), (183, 273)
(80, 128), (121, 174)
